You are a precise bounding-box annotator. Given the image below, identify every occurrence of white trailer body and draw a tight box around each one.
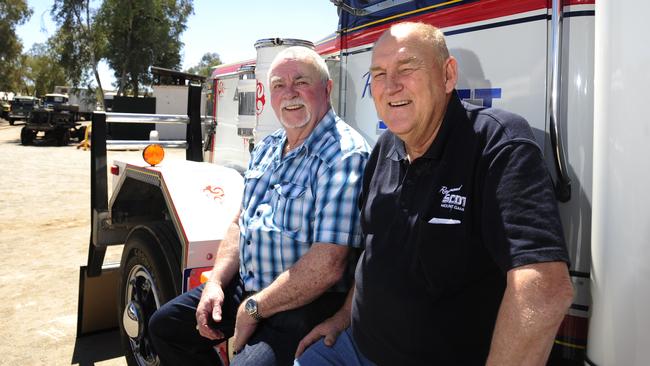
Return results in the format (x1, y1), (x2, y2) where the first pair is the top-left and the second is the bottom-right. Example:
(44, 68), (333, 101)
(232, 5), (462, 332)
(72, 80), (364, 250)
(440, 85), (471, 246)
(54, 86), (97, 119)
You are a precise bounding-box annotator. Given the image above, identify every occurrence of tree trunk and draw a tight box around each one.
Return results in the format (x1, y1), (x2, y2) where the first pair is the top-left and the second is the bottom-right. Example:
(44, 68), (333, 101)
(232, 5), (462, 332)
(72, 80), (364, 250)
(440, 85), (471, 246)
(131, 78), (139, 97)
(85, 0), (105, 109)
(119, 0), (134, 96)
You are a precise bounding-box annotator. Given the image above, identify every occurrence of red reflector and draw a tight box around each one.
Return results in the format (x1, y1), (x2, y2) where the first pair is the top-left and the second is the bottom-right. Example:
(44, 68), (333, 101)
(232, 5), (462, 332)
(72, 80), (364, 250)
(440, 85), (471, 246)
(110, 165), (119, 175)
(187, 267), (213, 290)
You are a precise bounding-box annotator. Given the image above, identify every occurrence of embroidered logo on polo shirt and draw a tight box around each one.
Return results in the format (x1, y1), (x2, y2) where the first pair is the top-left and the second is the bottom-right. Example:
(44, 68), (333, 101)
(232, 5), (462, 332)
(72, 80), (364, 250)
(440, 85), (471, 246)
(439, 185), (466, 212)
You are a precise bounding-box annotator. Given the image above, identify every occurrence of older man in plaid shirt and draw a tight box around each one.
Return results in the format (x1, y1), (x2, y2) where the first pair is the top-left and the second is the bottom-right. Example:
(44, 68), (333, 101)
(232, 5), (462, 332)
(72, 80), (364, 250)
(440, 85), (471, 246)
(149, 46), (370, 366)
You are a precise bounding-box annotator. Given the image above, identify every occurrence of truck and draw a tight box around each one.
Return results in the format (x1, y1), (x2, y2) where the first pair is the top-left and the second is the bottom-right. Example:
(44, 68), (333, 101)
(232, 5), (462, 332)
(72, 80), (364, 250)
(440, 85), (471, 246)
(21, 93), (87, 145)
(1, 91), (15, 121)
(7, 95), (39, 126)
(54, 86), (98, 120)
(79, 1), (650, 365)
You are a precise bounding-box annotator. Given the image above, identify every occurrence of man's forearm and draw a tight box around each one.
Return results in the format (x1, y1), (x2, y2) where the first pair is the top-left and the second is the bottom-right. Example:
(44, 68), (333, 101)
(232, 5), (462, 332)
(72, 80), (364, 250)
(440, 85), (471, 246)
(254, 243), (350, 318)
(209, 217), (241, 287)
(486, 262), (573, 365)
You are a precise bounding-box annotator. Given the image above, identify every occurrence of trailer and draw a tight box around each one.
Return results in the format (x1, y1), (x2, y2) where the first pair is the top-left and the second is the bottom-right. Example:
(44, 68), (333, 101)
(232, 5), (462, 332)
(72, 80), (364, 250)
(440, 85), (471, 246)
(54, 86), (98, 120)
(79, 1), (650, 365)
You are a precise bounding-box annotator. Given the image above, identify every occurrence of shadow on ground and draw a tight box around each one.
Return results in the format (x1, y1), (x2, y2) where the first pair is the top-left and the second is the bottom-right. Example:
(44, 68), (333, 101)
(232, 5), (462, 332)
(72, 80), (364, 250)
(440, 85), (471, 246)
(71, 329), (124, 365)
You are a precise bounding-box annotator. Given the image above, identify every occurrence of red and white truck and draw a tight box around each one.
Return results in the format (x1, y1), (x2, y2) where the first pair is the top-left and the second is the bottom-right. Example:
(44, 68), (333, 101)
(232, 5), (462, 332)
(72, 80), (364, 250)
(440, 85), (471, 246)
(80, 1), (650, 365)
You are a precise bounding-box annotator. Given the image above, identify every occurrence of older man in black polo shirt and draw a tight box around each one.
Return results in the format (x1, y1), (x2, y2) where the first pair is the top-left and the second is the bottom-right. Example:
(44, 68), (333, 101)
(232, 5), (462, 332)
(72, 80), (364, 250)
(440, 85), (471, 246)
(295, 22), (574, 366)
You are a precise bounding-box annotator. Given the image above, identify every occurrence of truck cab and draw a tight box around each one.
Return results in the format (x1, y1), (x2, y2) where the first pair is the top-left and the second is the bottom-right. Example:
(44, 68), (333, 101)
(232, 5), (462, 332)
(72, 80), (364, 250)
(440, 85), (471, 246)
(8, 96), (39, 125)
(42, 93), (70, 110)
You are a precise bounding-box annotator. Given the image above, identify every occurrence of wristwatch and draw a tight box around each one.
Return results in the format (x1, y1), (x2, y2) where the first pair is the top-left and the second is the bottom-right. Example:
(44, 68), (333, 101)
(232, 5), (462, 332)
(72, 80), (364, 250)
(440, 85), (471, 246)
(244, 297), (263, 321)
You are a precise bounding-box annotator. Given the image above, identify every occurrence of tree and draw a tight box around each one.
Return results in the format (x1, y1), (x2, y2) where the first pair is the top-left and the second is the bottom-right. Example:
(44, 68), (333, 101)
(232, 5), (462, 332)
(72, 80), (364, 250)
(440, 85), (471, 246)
(21, 42), (68, 97)
(51, 0), (106, 107)
(0, 0), (33, 91)
(98, 0), (193, 96)
(185, 52), (222, 78)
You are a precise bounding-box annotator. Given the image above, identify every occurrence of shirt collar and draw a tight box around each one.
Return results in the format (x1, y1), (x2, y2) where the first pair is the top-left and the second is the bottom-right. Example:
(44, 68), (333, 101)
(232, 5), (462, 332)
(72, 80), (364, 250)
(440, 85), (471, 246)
(281, 108), (337, 156)
(385, 90), (464, 162)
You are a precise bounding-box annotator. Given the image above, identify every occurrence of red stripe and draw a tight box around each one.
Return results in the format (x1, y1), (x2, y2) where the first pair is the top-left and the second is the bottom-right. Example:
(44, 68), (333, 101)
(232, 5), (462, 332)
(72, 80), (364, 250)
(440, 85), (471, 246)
(211, 59), (255, 78)
(317, 0), (594, 54)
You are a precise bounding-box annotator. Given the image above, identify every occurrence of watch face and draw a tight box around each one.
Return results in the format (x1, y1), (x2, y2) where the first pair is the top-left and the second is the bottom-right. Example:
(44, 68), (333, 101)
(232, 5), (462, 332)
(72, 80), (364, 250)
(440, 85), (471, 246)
(245, 298), (257, 315)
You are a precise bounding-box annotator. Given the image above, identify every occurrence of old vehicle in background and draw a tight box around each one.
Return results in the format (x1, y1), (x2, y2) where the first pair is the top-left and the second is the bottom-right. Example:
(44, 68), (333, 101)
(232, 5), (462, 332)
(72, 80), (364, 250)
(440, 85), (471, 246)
(7, 96), (39, 126)
(21, 93), (86, 146)
(1, 101), (11, 121)
(54, 86), (98, 120)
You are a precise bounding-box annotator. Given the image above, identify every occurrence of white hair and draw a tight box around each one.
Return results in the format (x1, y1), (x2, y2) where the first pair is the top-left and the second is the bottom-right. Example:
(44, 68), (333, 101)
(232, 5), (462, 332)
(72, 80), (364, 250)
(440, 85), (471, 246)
(268, 46), (330, 85)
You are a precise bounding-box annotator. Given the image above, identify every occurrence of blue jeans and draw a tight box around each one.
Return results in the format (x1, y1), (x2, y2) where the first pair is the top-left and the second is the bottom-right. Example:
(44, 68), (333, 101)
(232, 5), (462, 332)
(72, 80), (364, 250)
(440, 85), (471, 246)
(149, 279), (244, 366)
(294, 328), (376, 366)
(149, 278), (346, 366)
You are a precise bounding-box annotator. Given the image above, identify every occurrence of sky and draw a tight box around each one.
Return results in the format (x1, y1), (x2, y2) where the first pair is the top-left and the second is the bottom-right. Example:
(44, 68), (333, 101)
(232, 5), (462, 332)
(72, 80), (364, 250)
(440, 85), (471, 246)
(16, 0), (340, 89)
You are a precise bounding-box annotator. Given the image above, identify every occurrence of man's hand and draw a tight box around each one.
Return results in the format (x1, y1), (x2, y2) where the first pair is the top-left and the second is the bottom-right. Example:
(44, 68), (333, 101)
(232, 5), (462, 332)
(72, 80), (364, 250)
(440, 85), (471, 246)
(295, 310), (349, 358)
(232, 300), (259, 353)
(195, 281), (226, 340)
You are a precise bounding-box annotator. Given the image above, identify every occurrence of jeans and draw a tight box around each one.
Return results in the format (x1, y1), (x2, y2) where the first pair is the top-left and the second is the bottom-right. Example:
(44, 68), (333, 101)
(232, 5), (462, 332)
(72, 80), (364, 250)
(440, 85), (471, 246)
(294, 328), (376, 366)
(149, 277), (346, 366)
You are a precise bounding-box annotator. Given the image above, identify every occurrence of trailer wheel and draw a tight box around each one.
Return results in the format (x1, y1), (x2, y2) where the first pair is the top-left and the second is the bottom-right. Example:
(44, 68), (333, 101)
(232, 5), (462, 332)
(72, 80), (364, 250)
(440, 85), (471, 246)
(56, 129), (70, 146)
(76, 125), (87, 141)
(20, 127), (35, 145)
(118, 224), (181, 366)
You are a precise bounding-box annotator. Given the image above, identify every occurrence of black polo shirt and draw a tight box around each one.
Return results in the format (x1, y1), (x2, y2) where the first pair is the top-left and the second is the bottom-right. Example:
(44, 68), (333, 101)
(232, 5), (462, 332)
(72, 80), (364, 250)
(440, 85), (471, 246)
(351, 92), (570, 365)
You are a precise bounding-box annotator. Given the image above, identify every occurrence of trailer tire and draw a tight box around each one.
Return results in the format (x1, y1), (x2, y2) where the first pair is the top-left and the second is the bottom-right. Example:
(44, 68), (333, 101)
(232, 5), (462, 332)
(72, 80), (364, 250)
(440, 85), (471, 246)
(118, 223), (181, 366)
(76, 125), (87, 141)
(20, 127), (35, 145)
(56, 129), (70, 146)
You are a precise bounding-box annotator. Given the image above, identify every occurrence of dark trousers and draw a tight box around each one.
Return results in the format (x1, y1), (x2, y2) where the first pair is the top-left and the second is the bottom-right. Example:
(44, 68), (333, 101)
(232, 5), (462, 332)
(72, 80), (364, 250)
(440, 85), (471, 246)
(149, 277), (346, 366)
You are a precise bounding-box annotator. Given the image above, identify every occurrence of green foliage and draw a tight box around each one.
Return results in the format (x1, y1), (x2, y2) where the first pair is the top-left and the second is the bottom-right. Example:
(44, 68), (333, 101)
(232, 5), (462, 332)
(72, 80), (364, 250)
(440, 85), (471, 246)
(185, 52), (222, 78)
(0, 0), (33, 91)
(21, 42), (68, 97)
(51, 0), (106, 91)
(97, 0), (194, 96)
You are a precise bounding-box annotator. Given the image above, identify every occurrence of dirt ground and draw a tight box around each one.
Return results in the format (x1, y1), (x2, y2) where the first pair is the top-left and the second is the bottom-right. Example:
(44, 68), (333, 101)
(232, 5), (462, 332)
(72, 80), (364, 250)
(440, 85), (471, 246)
(0, 118), (184, 365)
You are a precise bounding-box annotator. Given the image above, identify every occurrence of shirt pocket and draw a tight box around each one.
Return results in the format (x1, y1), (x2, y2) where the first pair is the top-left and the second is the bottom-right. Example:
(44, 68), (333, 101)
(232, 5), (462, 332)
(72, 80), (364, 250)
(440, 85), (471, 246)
(416, 217), (469, 297)
(243, 169), (265, 198)
(273, 182), (307, 233)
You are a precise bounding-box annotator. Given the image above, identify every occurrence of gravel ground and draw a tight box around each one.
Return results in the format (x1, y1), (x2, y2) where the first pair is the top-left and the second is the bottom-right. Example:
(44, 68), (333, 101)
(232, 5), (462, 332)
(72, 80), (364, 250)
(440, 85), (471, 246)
(0, 118), (184, 365)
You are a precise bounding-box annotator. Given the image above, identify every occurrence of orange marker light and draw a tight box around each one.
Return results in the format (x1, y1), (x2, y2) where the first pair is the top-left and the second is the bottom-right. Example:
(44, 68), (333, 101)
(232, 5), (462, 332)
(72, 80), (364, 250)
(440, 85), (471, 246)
(143, 144), (165, 166)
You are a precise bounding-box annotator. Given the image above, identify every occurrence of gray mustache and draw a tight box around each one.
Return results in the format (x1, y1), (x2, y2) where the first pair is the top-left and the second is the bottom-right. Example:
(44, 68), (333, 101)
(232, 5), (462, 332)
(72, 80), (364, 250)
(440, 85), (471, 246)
(281, 98), (306, 109)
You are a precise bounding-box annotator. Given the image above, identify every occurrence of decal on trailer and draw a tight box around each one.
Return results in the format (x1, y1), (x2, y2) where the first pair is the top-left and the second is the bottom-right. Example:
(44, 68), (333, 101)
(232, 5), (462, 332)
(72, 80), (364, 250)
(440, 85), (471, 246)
(256, 80), (266, 116)
(203, 185), (225, 201)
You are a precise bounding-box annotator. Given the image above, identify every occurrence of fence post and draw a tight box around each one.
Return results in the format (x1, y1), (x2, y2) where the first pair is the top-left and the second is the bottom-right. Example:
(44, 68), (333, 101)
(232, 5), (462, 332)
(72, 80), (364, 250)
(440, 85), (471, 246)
(186, 84), (203, 162)
(88, 112), (108, 276)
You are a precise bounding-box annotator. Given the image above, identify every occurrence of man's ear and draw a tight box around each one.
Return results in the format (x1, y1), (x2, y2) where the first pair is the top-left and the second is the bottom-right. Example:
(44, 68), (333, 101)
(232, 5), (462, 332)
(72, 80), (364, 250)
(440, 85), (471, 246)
(444, 56), (458, 94)
(326, 79), (333, 100)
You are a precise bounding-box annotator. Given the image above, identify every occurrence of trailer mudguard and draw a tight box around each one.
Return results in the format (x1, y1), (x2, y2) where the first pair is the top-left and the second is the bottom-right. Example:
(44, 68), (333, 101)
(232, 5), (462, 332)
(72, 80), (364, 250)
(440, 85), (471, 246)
(110, 159), (244, 287)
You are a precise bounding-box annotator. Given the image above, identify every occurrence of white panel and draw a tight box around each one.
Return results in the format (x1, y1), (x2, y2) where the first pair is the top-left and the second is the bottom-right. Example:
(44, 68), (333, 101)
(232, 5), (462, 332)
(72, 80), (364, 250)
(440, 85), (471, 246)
(341, 50), (381, 145)
(340, 19), (549, 149)
(211, 76), (251, 171)
(449, 19), (548, 146)
(589, 1), (650, 364)
(154, 85), (189, 140)
(557, 15), (595, 275)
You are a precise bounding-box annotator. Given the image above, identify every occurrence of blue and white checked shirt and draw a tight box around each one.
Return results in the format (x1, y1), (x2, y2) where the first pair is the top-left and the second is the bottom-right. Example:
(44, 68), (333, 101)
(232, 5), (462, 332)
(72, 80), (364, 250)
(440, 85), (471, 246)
(238, 109), (370, 292)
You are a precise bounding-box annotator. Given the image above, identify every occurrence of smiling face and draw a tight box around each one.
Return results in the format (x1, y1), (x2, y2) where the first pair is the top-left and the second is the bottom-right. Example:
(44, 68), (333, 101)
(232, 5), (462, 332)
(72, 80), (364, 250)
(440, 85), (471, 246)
(269, 56), (332, 132)
(370, 24), (457, 152)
